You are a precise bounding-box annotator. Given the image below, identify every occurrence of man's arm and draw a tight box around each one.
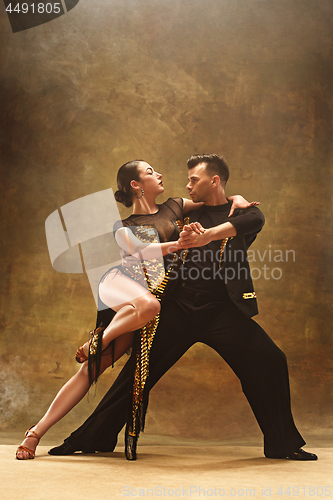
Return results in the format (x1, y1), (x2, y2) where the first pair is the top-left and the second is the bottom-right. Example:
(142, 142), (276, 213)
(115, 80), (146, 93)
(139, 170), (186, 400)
(178, 221), (236, 248)
(183, 196), (259, 217)
(178, 206), (265, 249)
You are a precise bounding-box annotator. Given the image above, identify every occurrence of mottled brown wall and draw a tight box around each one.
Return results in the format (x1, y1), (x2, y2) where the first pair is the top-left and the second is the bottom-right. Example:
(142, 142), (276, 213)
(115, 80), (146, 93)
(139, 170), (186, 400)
(0, 0), (332, 443)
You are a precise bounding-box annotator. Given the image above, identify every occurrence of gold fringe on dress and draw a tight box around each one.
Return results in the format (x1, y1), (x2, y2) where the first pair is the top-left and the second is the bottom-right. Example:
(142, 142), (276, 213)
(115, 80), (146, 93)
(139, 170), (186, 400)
(124, 220), (187, 460)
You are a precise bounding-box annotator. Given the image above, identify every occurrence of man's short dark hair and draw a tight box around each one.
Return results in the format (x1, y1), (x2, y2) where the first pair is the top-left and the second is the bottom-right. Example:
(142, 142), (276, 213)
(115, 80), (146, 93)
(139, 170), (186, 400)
(187, 154), (230, 185)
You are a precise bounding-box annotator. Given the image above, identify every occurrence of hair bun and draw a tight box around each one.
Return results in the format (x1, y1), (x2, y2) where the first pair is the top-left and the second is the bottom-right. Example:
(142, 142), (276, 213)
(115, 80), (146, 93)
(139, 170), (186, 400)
(114, 189), (133, 208)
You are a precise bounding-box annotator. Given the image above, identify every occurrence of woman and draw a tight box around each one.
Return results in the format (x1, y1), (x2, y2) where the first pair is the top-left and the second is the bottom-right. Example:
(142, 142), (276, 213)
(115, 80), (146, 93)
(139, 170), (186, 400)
(16, 159), (256, 460)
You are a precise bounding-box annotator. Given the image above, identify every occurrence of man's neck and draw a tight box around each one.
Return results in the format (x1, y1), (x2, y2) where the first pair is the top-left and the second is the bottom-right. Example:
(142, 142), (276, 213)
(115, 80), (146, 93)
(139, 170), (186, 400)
(204, 193), (229, 206)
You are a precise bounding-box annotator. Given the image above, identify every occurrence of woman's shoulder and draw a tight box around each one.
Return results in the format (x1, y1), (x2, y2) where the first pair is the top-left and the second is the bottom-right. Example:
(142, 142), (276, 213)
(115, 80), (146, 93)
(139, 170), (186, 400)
(160, 197), (184, 215)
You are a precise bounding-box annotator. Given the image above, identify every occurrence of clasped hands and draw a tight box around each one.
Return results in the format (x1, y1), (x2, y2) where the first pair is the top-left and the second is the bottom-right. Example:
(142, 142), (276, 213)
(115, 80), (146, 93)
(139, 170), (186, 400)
(178, 222), (208, 249)
(166, 196), (259, 253)
(177, 196), (260, 249)
(164, 222), (208, 253)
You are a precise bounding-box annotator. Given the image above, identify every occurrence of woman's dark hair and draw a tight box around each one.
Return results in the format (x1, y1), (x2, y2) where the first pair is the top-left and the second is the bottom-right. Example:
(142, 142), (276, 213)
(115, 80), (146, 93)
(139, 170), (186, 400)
(114, 160), (143, 207)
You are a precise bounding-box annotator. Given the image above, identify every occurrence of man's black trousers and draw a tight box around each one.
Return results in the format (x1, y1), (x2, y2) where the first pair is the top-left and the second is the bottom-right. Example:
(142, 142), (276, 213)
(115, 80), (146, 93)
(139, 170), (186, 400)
(64, 287), (305, 458)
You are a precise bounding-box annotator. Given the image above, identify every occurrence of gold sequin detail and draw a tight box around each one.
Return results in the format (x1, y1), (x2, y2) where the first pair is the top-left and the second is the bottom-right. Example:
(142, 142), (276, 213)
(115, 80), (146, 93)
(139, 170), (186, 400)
(128, 224), (182, 437)
(176, 217), (190, 264)
(134, 225), (158, 243)
(132, 225), (166, 289)
(243, 292), (256, 299)
(129, 313), (160, 436)
(218, 238), (229, 269)
(88, 327), (104, 356)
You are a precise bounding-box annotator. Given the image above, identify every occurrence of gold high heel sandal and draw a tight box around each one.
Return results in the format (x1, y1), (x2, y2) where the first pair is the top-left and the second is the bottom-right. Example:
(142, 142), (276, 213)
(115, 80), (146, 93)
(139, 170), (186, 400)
(75, 342), (89, 363)
(16, 425), (40, 460)
(75, 327), (105, 363)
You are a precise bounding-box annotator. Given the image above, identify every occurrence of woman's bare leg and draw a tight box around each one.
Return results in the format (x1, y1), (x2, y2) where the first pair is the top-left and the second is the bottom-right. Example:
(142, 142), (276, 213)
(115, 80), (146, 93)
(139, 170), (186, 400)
(17, 271), (158, 458)
(78, 271), (160, 358)
(16, 331), (133, 459)
(100, 293), (160, 349)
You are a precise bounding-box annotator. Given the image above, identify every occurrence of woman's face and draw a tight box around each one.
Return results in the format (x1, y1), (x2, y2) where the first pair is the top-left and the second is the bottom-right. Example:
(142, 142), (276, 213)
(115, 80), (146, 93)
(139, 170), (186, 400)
(136, 162), (164, 197)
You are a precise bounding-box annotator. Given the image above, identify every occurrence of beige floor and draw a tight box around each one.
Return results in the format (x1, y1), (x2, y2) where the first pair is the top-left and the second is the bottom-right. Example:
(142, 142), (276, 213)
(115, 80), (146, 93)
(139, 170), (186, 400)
(1, 433), (332, 500)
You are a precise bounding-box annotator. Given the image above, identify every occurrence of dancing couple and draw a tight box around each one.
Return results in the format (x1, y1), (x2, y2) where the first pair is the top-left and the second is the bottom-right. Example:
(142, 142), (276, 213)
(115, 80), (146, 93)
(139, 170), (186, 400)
(16, 154), (317, 462)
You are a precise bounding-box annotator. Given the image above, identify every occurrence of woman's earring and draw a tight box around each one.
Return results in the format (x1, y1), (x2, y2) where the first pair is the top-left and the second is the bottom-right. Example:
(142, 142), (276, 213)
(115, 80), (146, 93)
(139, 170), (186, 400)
(135, 188), (144, 199)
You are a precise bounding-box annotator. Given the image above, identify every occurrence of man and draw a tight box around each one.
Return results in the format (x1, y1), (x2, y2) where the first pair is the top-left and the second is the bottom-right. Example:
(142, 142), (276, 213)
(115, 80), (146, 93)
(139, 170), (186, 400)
(49, 154), (317, 461)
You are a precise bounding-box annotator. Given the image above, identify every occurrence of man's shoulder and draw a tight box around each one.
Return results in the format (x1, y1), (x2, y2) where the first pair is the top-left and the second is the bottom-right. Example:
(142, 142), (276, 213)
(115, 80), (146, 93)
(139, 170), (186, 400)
(230, 205), (264, 217)
(230, 205), (265, 225)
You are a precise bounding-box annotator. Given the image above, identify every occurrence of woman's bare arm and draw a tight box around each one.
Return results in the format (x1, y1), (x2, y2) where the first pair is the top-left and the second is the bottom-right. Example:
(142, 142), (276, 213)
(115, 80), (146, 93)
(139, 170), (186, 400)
(115, 227), (179, 258)
(182, 196), (259, 217)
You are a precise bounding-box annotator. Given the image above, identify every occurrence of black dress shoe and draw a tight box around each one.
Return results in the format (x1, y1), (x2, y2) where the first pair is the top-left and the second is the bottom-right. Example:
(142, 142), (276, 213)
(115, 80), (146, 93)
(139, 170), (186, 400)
(288, 448), (318, 461)
(48, 441), (78, 455)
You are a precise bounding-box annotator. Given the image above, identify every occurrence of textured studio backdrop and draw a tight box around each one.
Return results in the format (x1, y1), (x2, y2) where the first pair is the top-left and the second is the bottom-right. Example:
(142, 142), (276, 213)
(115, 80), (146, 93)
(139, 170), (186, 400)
(0, 0), (332, 445)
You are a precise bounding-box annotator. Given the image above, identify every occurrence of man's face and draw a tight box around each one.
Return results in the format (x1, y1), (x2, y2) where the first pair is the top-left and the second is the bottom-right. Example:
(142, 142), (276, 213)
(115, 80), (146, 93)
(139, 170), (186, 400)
(186, 163), (215, 203)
